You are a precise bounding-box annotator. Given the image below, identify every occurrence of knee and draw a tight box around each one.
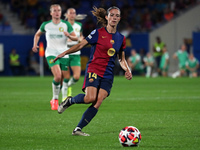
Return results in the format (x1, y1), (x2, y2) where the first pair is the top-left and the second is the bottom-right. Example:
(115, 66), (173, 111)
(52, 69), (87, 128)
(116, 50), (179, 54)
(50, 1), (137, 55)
(84, 95), (96, 104)
(54, 75), (62, 82)
(73, 74), (80, 81)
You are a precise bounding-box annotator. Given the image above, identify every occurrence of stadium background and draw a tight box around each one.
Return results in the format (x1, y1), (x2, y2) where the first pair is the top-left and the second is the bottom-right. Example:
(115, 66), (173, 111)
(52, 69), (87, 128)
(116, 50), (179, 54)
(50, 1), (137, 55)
(0, 1), (200, 149)
(0, 0), (200, 76)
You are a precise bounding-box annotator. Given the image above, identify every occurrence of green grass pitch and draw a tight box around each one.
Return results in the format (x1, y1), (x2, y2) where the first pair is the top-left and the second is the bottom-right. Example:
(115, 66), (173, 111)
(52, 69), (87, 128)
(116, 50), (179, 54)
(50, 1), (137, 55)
(0, 76), (199, 150)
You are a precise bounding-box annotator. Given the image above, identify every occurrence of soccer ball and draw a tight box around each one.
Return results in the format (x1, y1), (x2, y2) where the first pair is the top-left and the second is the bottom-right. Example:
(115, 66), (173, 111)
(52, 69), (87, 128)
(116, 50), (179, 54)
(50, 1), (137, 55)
(119, 126), (142, 147)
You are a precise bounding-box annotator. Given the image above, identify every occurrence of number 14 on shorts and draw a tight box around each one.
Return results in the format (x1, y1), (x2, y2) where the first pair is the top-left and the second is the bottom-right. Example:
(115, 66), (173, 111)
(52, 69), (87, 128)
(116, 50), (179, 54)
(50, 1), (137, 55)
(88, 72), (97, 79)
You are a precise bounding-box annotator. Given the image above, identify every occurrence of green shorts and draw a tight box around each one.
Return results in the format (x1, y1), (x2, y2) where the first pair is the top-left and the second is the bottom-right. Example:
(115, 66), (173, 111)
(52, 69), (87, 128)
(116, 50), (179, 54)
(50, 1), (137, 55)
(179, 64), (186, 70)
(46, 56), (69, 71)
(69, 55), (81, 67)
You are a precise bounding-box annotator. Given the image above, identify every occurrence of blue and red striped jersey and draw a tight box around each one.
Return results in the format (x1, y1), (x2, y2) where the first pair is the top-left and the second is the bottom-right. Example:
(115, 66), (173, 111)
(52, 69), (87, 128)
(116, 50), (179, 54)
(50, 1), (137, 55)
(85, 27), (126, 79)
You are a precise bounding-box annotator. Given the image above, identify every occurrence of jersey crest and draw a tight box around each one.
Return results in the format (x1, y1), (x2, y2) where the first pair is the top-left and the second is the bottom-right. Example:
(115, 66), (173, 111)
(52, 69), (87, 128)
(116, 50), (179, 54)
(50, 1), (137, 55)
(59, 27), (64, 32)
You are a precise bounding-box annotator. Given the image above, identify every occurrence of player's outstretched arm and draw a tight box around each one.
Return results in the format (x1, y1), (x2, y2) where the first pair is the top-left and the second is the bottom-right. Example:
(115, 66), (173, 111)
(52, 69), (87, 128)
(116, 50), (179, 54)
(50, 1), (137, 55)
(32, 29), (43, 53)
(118, 51), (132, 80)
(53, 39), (88, 63)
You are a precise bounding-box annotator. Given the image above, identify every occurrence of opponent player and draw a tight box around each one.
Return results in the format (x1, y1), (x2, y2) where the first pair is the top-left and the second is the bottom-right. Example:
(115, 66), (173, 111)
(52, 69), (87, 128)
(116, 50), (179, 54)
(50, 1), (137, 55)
(159, 46), (169, 77)
(32, 4), (78, 110)
(185, 53), (199, 77)
(127, 49), (144, 76)
(172, 44), (188, 78)
(62, 8), (85, 100)
(143, 52), (154, 78)
(53, 6), (132, 136)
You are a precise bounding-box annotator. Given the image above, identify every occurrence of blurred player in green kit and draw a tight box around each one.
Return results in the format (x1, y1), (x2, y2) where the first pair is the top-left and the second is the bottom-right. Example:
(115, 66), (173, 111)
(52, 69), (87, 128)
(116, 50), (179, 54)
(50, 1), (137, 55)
(32, 4), (78, 110)
(186, 53), (199, 78)
(172, 44), (188, 78)
(159, 46), (169, 77)
(62, 8), (86, 100)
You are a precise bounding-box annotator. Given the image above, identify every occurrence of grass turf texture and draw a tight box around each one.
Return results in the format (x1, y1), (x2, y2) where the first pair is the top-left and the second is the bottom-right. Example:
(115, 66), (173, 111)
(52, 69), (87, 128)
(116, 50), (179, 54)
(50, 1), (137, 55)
(0, 76), (199, 150)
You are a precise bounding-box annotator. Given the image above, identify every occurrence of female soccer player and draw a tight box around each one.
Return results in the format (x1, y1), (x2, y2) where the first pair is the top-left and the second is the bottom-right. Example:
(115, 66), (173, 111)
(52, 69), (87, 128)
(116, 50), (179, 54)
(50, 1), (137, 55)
(54, 6), (132, 136)
(32, 4), (78, 110)
(62, 8), (85, 99)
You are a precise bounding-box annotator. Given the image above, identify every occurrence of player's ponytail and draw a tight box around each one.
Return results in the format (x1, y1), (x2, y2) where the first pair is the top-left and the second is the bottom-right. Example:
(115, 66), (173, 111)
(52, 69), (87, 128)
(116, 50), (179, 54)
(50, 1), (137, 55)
(91, 6), (107, 27)
(91, 6), (121, 27)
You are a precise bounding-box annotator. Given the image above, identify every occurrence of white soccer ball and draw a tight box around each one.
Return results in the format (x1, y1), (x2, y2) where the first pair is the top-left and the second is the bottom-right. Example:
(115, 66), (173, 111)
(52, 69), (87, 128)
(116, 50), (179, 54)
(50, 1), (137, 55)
(119, 126), (142, 147)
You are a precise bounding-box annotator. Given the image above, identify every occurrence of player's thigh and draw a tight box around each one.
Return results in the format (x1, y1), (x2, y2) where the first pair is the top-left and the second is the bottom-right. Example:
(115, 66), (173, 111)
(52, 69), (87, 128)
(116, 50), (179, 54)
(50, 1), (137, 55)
(71, 66), (81, 79)
(46, 56), (61, 77)
(84, 86), (98, 104)
(62, 70), (71, 79)
(51, 65), (62, 81)
(94, 88), (108, 109)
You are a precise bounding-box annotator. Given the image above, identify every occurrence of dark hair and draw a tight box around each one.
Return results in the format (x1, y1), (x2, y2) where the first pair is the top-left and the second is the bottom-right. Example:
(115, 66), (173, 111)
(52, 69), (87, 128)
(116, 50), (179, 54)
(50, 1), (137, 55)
(91, 6), (120, 27)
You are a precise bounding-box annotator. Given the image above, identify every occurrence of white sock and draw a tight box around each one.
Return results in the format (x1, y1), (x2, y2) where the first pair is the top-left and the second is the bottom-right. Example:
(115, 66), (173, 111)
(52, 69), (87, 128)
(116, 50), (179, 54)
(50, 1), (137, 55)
(62, 81), (68, 100)
(52, 82), (60, 100)
(146, 66), (151, 77)
(68, 77), (76, 87)
(172, 71), (180, 78)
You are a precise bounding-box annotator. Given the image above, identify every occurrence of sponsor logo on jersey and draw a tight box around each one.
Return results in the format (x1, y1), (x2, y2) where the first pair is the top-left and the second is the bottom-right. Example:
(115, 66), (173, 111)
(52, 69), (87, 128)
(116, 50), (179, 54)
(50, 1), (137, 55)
(107, 48), (115, 56)
(102, 36), (107, 38)
(50, 34), (63, 38)
(59, 27), (64, 32)
(110, 39), (115, 44)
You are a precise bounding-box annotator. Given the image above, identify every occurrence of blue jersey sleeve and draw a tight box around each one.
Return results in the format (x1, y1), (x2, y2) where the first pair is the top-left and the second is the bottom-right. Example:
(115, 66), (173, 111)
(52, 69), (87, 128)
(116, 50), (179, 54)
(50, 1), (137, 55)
(85, 29), (98, 44)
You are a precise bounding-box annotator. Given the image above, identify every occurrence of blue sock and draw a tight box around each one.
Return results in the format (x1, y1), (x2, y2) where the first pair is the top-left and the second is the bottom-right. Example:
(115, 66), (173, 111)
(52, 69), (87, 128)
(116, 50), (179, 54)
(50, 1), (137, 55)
(77, 106), (98, 129)
(70, 94), (85, 104)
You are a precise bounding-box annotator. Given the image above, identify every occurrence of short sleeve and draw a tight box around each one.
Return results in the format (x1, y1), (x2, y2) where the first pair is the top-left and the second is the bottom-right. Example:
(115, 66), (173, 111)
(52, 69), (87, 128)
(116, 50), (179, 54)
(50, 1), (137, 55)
(165, 53), (169, 59)
(175, 51), (179, 57)
(40, 22), (46, 32)
(122, 36), (126, 51)
(136, 55), (141, 60)
(85, 29), (98, 44)
(66, 21), (74, 33)
(77, 22), (83, 32)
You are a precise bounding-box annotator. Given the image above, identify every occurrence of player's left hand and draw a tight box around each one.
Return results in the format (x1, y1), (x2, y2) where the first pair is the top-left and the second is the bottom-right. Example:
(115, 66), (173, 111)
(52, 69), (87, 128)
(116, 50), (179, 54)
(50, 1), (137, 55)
(125, 71), (132, 80)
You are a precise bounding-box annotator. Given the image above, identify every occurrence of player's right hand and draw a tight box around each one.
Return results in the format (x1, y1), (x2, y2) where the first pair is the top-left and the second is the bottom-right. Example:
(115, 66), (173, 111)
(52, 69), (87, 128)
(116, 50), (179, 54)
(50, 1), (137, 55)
(53, 53), (65, 63)
(125, 71), (132, 80)
(32, 46), (39, 53)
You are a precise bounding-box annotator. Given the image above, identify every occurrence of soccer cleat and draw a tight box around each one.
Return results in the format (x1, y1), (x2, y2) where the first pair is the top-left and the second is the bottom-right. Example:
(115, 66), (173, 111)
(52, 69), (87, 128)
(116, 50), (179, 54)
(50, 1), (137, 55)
(72, 129), (90, 136)
(57, 96), (72, 114)
(50, 99), (59, 110)
(62, 97), (67, 102)
(67, 87), (72, 96)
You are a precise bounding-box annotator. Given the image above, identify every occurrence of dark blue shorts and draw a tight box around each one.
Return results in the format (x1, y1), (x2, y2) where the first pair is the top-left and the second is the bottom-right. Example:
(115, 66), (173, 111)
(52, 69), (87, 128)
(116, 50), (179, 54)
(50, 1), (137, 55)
(82, 72), (113, 96)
